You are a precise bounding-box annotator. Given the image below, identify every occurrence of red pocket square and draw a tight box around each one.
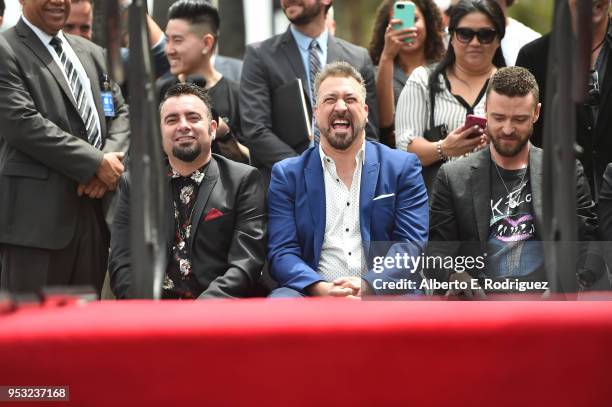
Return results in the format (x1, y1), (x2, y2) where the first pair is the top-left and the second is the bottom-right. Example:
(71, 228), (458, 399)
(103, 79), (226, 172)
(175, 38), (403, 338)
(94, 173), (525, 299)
(204, 208), (225, 222)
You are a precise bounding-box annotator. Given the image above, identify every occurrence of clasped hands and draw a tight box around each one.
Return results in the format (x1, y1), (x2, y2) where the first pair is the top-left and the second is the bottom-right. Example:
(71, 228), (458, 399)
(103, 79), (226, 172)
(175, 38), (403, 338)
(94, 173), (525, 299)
(307, 277), (372, 299)
(77, 152), (125, 199)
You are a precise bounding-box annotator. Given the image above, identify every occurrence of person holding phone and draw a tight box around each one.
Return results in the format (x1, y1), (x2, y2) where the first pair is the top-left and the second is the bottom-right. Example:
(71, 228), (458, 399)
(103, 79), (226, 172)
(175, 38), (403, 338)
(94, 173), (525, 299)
(395, 0), (506, 192)
(427, 67), (599, 296)
(368, 0), (446, 147)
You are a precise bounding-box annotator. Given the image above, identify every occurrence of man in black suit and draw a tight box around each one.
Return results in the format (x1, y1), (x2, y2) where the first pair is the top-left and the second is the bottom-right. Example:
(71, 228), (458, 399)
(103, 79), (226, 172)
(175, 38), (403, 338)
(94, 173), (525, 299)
(109, 83), (267, 299)
(428, 67), (598, 296)
(239, 0), (379, 180)
(0, 0), (129, 293)
(516, 0), (612, 200)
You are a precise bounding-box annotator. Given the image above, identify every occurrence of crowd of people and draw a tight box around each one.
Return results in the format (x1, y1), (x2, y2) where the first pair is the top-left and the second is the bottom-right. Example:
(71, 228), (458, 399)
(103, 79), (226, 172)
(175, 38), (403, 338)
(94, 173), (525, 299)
(0, 0), (611, 300)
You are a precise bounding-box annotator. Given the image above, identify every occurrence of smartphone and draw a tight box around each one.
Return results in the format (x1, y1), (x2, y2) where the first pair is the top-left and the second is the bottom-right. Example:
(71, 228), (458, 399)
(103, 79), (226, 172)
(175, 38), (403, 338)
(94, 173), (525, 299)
(392, 1), (416, 42)
(464, 114), (486, 138)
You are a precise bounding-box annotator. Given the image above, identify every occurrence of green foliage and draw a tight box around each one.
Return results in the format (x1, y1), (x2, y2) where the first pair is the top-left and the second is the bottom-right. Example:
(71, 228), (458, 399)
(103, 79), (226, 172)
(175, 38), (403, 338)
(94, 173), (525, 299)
(509, 0), (554, 35)
(334, 0), (381, 48)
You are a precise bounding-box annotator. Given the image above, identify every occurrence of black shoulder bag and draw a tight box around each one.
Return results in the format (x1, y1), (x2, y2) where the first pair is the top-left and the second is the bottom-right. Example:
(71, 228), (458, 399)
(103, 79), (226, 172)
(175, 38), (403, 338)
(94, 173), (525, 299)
(421, 84), (448, 192)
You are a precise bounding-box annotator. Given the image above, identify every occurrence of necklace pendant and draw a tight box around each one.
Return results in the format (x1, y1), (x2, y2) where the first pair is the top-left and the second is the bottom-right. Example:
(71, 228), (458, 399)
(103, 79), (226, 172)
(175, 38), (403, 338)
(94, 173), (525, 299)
(509, 198), (518, 209)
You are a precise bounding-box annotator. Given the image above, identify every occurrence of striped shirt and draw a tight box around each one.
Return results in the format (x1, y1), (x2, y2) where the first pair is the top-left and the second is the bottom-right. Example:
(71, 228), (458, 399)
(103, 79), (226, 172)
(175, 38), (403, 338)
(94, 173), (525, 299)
(395, 66), (487, 153)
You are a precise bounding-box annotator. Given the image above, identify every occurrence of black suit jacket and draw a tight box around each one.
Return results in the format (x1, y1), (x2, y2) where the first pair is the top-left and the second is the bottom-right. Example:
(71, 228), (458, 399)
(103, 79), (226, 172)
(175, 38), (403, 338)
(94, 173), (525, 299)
(239, 28), (379, 169)
(214, 55), (243, 83)
(590, 162), (612, 286)
(0, 20), (130, 250)
(515, 34), (550, 149)
(428, 147), (598, 282)
(517, 32), (612, 199)
(597, 163), (612, 240)
(109, 155), (267, 299)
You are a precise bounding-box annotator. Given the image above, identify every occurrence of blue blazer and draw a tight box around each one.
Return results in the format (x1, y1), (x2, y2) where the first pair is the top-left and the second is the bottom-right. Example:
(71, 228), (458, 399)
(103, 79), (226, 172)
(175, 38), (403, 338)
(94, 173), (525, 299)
(267, 141), (429, 294)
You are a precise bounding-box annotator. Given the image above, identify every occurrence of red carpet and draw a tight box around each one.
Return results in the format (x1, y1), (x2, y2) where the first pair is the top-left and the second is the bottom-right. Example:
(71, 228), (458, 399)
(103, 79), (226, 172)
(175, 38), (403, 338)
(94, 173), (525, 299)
(1, 298), (611, 406)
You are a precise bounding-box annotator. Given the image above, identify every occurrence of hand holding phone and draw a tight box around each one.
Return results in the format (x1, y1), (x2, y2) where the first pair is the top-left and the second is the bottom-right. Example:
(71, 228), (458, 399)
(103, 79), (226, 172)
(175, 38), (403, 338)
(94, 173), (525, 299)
(442, 123), (486, 158)
(392, 1), (416, 42)
(464, 114), (487, 129)
(464, 114), (487, 138)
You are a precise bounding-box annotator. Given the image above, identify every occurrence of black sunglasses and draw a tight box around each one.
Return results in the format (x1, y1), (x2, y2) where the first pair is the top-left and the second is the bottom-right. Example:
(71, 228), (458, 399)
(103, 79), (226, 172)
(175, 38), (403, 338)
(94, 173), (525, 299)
(454, 28), (497, 44)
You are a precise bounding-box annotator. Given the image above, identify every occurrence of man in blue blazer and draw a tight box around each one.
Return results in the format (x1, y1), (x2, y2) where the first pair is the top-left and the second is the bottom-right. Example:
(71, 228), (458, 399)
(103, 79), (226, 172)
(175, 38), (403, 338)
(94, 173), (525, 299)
(268, 61), (428, 298)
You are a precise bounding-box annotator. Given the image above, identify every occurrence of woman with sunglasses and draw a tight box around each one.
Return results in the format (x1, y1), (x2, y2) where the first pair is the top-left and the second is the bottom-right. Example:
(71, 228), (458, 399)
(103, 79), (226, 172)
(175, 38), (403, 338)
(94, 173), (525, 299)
(368, 0), (446, 147)
(395, 0), (506, 191)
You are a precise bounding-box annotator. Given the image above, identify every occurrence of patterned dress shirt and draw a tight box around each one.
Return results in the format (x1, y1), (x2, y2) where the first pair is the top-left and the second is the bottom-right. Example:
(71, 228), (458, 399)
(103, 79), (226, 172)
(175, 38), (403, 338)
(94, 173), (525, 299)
(163, 164), (208, 299)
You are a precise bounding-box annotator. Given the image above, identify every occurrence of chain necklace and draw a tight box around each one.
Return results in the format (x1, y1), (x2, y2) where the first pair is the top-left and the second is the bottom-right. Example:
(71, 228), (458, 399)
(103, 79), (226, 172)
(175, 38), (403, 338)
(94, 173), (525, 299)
(494, 163), (527, 209)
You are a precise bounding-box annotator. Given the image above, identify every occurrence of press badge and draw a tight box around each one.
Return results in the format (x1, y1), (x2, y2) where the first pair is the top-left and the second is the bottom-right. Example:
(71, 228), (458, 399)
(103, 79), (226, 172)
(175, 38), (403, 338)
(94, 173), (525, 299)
(101, 74), (115, 117)
(102, 91), (115, 117)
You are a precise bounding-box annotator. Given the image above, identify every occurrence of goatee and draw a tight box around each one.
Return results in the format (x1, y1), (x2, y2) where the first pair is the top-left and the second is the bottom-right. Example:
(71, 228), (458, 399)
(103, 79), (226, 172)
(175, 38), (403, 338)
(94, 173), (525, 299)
(321, 120), (366, 151)
(489, 127), (532, 158)
(173, 144), (202, 162)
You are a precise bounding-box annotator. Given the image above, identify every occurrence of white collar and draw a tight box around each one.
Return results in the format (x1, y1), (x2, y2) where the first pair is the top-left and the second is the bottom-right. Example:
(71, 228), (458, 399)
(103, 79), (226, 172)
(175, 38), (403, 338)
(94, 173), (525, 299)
(319, 139), (366, 168)
(21, 15), (67, 48)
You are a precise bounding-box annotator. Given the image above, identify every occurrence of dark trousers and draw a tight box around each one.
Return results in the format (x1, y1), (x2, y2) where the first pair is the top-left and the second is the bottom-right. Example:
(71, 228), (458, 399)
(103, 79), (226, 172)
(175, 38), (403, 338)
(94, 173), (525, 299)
(0, 197), (109, 294)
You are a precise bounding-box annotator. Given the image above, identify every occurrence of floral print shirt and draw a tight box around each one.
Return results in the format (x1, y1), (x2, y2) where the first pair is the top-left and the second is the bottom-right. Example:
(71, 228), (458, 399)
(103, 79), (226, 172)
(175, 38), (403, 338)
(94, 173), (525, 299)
(163, 164), (208, 299)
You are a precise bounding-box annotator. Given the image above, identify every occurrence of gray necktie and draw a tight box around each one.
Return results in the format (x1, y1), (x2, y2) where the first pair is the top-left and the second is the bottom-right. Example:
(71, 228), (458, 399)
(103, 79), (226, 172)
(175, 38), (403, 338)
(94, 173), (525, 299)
(309, 39), (322, 143)
(50, 37), (101, 149)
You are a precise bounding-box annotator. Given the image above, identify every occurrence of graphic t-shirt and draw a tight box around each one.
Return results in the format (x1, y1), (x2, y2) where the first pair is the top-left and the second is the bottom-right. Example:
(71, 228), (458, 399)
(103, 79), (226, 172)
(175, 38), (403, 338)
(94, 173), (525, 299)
(487, 165), (544, 280)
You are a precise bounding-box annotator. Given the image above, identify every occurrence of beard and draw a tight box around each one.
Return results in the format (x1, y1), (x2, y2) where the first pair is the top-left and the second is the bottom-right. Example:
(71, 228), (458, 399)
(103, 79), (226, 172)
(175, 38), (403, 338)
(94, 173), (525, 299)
(173, 143), (202, 162)
(489, 127), (531, 158)
(283, 0), (323, 25)
(319, 113), (366, 151)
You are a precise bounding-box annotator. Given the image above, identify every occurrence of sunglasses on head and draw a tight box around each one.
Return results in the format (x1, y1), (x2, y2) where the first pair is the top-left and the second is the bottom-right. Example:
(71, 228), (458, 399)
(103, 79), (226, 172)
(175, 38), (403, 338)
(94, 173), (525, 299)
(454, 28), (497, 44)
